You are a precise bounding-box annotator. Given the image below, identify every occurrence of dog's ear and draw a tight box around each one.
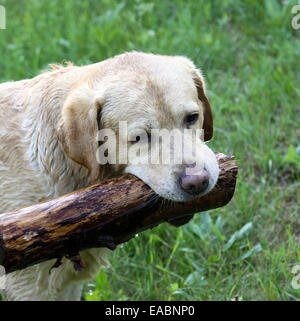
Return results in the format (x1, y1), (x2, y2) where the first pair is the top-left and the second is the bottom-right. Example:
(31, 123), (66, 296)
(192, 71), (213, 142)
(174, 56), (213, 141)
(57, 86), (103, 182)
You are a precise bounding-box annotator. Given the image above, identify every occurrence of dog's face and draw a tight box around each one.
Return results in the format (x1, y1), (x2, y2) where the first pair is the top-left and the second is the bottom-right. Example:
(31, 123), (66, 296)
(57, 53), (219, 202)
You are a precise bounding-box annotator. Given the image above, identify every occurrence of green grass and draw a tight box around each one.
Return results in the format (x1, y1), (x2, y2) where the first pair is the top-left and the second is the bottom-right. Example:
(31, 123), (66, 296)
(0, 0), (299, 301)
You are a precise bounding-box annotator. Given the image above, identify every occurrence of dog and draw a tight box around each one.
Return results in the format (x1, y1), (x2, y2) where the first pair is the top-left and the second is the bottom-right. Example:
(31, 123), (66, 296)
(0, 51), (218, 300)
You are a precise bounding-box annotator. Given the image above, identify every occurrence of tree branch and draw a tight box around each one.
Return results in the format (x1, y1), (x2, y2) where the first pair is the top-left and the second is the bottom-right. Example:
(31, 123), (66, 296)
(0, 152), (238, 274)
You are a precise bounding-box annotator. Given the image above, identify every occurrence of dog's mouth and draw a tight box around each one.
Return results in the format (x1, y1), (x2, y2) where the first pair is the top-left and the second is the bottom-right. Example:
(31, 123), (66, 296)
(158, 186), (213, 202)
(138, 174), (217, 203)
(123, 162), (219, 203)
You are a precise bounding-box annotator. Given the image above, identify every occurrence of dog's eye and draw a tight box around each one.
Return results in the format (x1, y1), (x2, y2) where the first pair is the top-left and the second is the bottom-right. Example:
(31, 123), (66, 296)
(185, 113), (199, 126)
(132, 132), (151, 143)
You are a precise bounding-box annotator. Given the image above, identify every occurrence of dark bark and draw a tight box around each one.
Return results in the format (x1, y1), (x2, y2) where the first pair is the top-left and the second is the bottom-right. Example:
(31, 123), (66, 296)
(0, 152), (238, 274)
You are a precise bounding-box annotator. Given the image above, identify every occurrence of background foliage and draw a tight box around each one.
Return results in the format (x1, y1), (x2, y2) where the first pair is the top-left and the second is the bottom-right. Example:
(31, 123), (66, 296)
(0, 0), (299, 300)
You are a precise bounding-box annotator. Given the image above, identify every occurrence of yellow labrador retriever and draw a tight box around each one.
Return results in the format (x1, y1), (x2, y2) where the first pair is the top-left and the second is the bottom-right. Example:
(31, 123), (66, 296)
(0, 52), (218, 300)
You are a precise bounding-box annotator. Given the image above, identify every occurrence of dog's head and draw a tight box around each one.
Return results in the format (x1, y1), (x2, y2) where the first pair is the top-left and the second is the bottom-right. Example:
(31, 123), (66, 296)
(57, 52), (218, 202)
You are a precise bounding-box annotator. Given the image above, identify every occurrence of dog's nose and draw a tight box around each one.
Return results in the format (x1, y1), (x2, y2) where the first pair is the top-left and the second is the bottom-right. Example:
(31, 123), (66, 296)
(179, 168), (209, 195)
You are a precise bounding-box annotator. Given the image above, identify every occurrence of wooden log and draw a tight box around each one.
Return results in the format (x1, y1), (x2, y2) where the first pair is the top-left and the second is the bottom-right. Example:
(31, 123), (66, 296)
(0, 152), (238, 274)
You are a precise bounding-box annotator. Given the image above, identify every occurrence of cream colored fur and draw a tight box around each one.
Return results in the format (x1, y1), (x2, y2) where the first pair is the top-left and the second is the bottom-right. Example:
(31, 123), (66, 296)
(0, 52), (218, 300)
